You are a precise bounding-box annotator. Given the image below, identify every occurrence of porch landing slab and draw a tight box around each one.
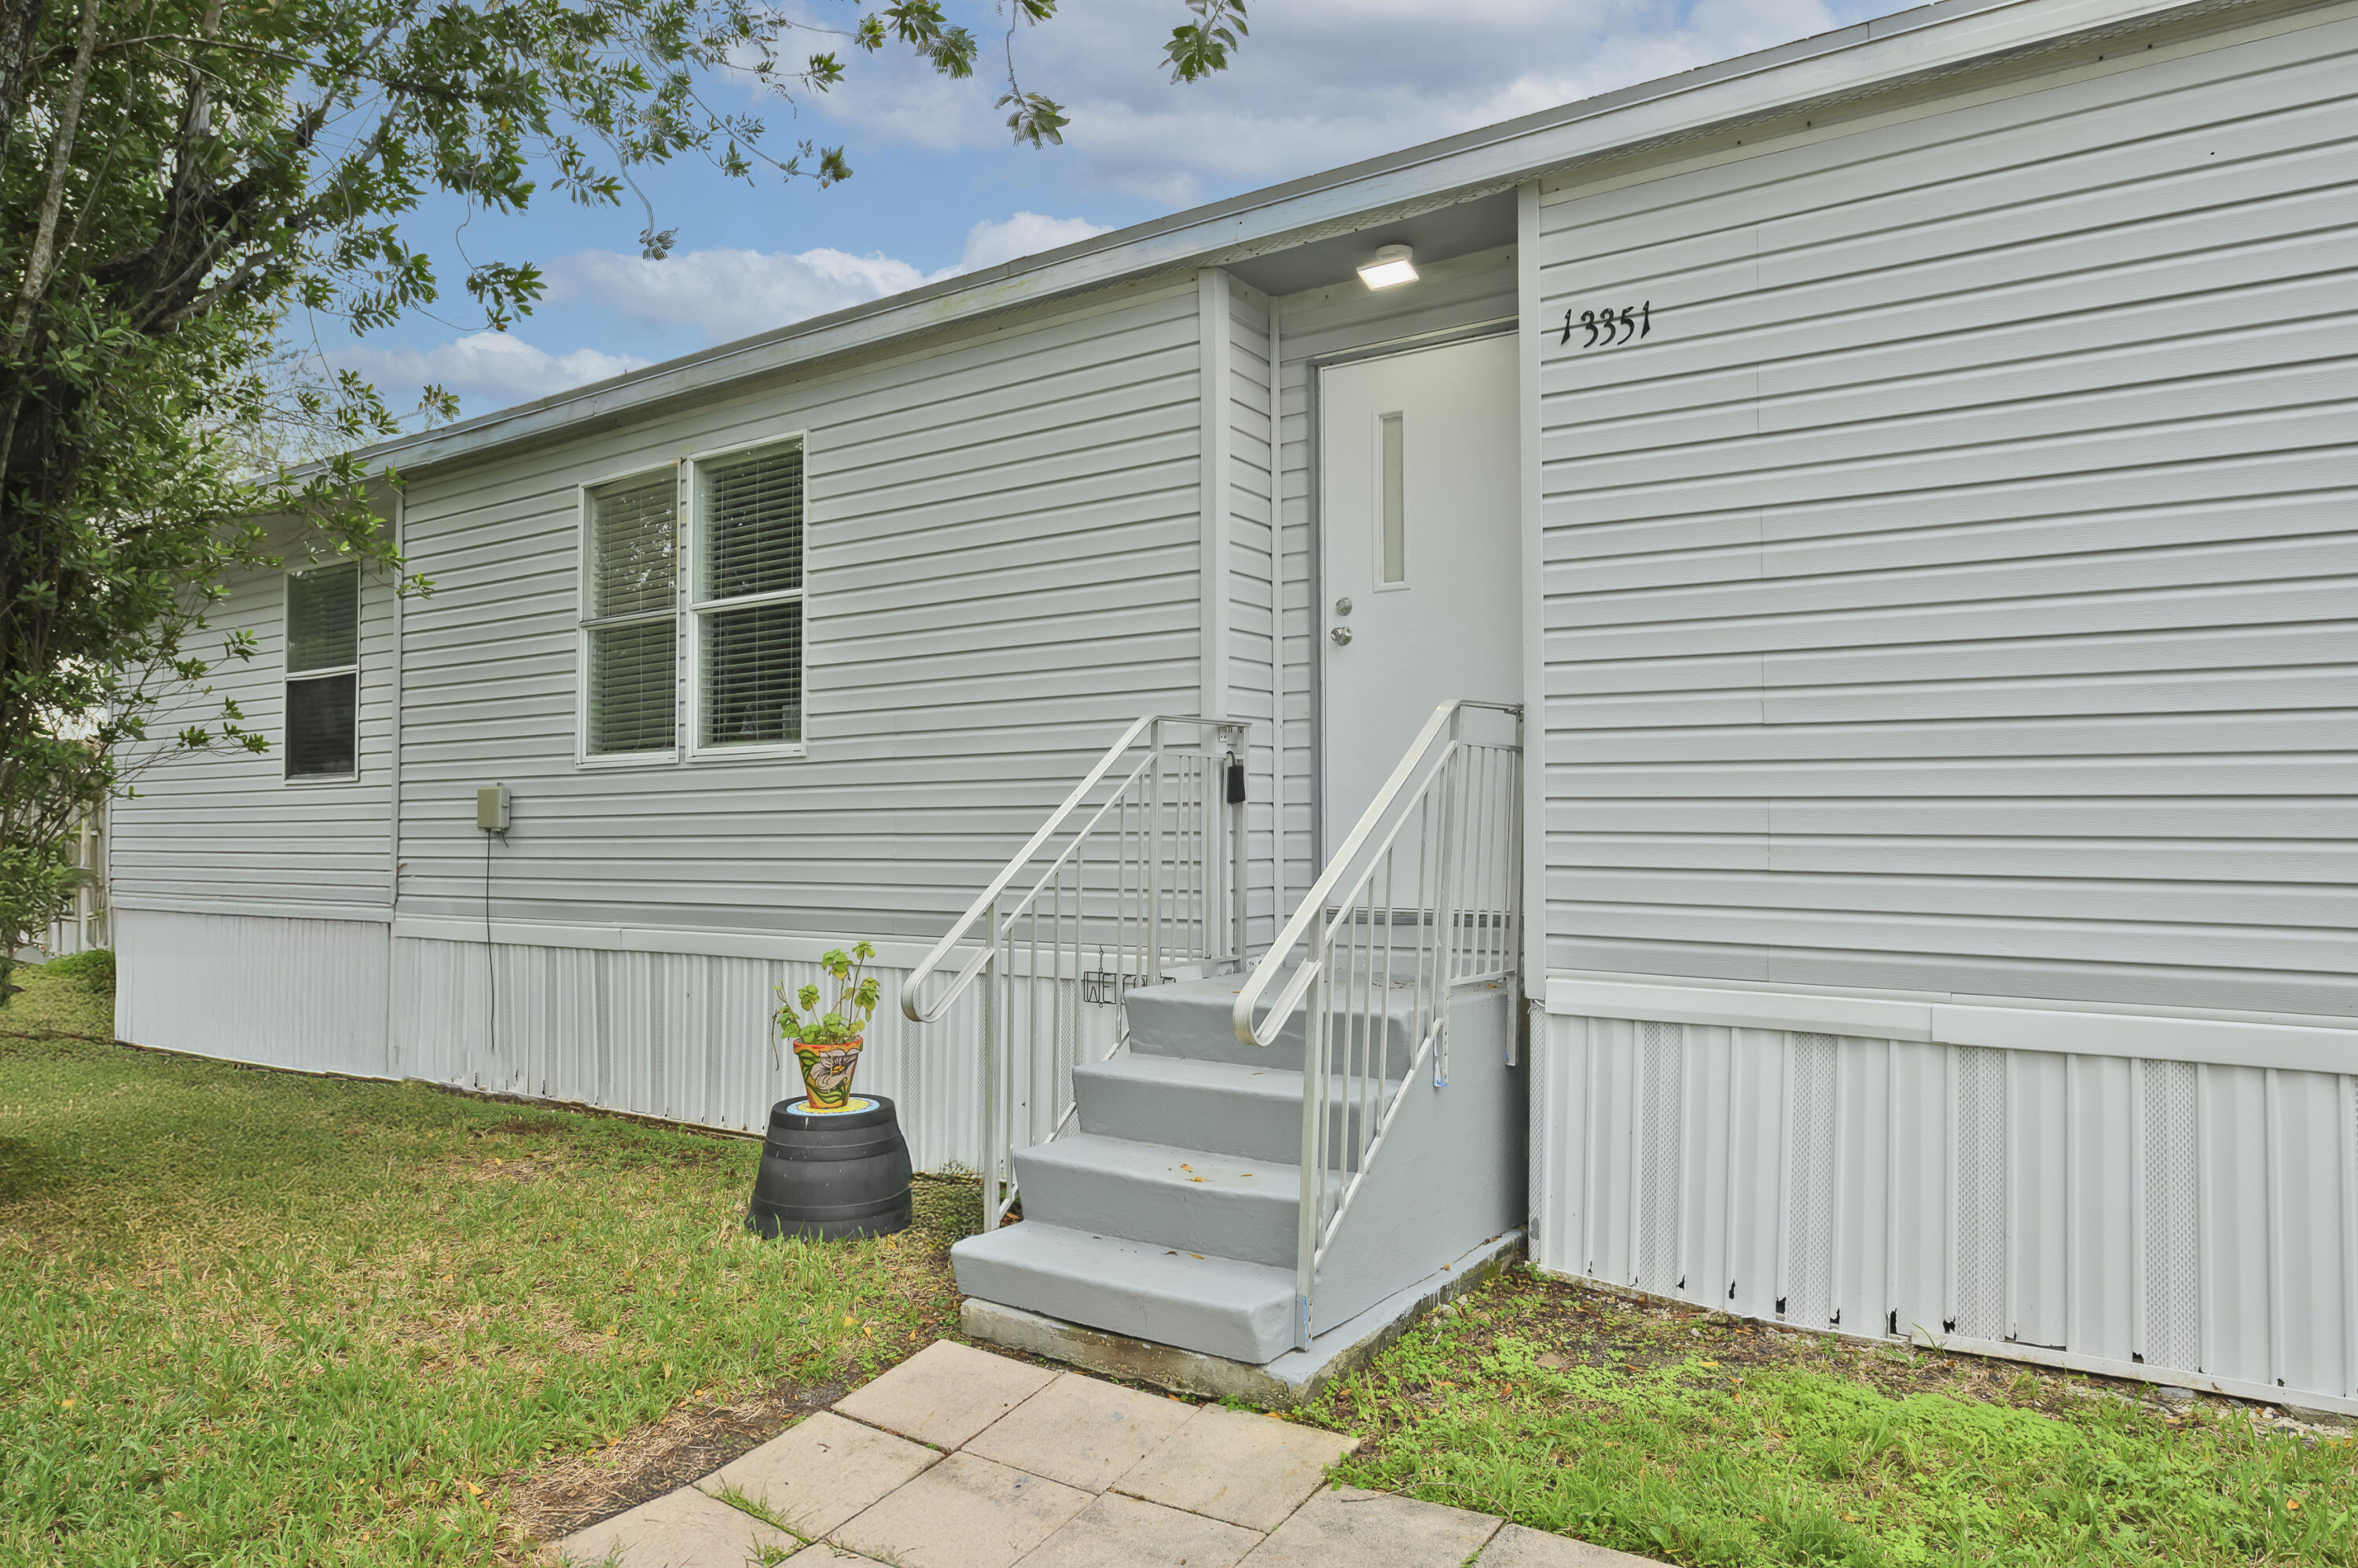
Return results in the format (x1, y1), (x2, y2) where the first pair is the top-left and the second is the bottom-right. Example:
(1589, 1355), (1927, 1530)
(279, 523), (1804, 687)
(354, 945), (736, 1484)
(961, 1227), (1524, 1406)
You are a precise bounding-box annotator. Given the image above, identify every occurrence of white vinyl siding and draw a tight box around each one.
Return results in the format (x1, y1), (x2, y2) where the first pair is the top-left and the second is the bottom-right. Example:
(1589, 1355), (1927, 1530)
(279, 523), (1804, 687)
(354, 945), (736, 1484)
(580, 472), (680, 759)
(1533, 16), (2358, 1016)
(112, 519), (395, 914)
(385, 274), (1204, 938)
(1218, 277), (1279, 948)
(285, 562), (360, 780)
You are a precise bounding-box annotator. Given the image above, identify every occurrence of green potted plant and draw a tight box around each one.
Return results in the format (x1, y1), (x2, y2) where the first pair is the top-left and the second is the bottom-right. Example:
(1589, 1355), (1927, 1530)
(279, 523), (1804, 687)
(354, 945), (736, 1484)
(773, 942), (883, 1113)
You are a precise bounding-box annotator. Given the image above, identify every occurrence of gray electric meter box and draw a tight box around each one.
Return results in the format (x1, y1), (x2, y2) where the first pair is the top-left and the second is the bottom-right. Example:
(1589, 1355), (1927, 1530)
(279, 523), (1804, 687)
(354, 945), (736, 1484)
(476, 784), (511, 832)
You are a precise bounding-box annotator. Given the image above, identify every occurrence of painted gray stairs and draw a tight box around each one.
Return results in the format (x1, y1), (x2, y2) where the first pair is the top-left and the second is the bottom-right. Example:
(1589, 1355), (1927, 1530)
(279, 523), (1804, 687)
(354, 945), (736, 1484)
(950, 972), (1525, 1365)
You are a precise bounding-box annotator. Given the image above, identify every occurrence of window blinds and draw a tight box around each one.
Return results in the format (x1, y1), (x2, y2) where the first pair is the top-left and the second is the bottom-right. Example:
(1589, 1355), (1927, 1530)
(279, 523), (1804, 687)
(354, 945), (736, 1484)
(701, 600), (802, 747)
(695, 440), (803, 748)
(589, 619), (678, 755)
(585, 472), (679, 755)
(590, 474), (678, 618)
(287, 564), (359, 671)
(700, 443), (803, 601)
(285, 564), (359, 777)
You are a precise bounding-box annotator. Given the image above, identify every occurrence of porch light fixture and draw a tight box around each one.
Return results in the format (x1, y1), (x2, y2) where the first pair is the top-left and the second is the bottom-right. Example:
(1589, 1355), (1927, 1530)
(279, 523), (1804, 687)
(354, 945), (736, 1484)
(1357, 244), (1418, 290)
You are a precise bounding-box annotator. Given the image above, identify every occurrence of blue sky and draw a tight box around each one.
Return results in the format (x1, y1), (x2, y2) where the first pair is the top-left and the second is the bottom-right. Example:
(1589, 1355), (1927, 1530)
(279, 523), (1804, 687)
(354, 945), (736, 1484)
(321, 0), (1902, 417)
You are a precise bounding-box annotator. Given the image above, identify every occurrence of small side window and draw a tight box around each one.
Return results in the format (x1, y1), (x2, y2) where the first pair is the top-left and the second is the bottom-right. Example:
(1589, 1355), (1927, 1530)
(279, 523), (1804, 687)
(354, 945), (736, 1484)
(285, 563), (359, 779)
(581, 471), (681, 758)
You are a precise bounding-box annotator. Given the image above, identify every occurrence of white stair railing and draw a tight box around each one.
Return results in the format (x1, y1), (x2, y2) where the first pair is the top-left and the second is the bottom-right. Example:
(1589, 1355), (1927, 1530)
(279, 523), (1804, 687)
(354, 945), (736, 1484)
(903, 714), (1251, 1228)
(1232, 700), (1522, 1348)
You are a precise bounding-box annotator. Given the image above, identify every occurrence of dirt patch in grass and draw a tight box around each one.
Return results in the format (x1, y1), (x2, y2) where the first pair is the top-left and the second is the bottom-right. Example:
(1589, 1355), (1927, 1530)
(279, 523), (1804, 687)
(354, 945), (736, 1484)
(503, 1373), (849, 1544)
(493, 1172), (980, 1558)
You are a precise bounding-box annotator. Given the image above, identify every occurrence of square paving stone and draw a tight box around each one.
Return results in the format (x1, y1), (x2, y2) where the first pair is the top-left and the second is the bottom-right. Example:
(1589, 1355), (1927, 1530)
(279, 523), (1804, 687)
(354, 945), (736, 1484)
(553, 1484), (798, 1567)
(1111, 1407), (1358, 1532)
(1012, 1493), (1262, 1568)
(1237, 1486), (1500, 1567)
(968, 1372), (1198, 1491)
(699, 1412), (939, 1537)
(1475, 1522), (1663, 1566)
(832, 1451), (1092, 1568)
(784, 1548), (883, 1564)
(834, 1340), (1058, 1449)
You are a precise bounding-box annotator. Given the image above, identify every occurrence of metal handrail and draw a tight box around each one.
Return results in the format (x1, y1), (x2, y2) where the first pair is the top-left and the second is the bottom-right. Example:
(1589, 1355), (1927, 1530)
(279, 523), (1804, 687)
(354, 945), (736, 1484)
(901, 713), (1243, 1025)
(1229, 698), (1522, 1350)
(901, 712), (1251, 1230)
(1232, 700), (1521, 1048)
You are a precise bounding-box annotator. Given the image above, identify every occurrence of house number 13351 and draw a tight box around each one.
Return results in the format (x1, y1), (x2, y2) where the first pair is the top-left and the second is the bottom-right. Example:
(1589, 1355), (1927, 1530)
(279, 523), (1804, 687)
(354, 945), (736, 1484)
(1560, 300), (1651, 347)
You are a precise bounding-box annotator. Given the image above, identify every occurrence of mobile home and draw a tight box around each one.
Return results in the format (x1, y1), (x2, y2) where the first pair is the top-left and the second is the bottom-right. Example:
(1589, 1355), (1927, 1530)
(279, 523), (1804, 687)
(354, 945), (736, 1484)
(112, 0), (2358, 1410)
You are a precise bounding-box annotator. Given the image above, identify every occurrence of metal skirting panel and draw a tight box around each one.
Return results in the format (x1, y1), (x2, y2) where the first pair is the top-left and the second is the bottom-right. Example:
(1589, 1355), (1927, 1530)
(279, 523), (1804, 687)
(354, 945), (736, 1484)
(389, 935), (1111, 1173)
(116, 907), (391, 1078)
(1533, 1013), (2358, 1408)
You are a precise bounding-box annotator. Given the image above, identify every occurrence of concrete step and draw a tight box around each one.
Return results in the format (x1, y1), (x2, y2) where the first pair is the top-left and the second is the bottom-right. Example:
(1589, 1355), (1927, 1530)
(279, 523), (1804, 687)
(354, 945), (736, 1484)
(1124, 971), (1431, 1073)
(1012, 1133), (1306, 1268)
(949, 1222), (1297, 1364)
(1073, 1053), (1400, 1166)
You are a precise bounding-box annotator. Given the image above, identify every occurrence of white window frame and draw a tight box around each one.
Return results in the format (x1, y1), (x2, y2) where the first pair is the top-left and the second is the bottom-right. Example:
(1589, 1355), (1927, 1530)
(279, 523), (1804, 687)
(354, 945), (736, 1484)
(282, 562), (361, 785)
(575, 461), (685, 769)
(684, 431), (810, 763)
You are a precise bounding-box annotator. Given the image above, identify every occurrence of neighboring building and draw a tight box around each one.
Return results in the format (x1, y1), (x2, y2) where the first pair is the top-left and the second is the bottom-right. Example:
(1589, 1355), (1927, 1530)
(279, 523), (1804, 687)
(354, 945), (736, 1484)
(112, 0), (2358, 1409)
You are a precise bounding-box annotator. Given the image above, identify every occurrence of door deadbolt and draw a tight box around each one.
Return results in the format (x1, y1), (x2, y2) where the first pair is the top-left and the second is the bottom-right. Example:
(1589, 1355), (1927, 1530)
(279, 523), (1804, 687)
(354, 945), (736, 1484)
(1333, 597), (1353, 616)
(1331, 626), (1353, 645)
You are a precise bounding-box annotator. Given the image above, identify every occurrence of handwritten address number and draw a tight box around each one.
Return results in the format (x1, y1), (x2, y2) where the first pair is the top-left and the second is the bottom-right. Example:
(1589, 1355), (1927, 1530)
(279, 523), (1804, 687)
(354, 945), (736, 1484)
(1559, 300), (1651, 348)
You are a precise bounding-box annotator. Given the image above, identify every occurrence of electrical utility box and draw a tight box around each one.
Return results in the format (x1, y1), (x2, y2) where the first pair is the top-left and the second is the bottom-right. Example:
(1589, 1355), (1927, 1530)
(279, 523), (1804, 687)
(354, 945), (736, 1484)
(476, 784), (511, 833)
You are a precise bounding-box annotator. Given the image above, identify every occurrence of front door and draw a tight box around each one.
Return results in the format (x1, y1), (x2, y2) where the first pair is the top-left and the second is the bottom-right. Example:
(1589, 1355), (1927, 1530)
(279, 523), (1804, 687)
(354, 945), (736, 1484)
(1319, 332), (1522, 850)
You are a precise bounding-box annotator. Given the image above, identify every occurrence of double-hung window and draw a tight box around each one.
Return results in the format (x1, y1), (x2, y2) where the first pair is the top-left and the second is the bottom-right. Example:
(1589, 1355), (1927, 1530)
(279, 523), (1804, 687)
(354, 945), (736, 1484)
(581, 471), (681, 759)
(285, 563), (359, 780)
(691, 439), (805, 754)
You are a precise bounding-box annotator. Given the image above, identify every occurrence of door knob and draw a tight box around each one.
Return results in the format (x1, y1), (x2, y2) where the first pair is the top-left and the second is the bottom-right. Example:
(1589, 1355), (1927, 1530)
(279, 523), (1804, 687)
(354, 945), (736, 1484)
(1331, 626), (1353, 645)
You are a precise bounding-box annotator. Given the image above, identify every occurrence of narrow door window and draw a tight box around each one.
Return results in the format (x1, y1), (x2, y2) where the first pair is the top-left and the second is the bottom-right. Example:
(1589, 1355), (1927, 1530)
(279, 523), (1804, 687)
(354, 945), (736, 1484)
(582, 472), (680, 757)
(1379, 410), (1406, 585)
(693, 440), (805, 751)
(285, 563), (360, 779)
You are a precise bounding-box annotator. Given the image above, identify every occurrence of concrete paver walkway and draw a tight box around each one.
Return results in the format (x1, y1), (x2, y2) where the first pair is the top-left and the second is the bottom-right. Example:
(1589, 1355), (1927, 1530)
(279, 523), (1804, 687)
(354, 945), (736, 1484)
(554, 1340), (1656, 1568)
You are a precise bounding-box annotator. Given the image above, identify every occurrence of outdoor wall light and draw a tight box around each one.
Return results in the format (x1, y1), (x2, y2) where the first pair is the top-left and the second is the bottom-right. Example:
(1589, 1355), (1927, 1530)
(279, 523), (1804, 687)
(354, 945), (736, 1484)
(1357, 244), (1418, 290)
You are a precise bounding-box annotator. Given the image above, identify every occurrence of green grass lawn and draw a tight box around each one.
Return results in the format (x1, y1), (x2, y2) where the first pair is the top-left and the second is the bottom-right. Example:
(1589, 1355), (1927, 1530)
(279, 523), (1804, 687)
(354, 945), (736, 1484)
(1304, 1264), (2356, 1567)
(0, 961), (976, 1567)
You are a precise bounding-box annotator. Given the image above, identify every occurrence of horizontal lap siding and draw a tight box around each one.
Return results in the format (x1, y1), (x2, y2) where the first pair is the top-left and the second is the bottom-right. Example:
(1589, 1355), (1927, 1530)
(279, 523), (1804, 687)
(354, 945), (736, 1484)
(110, 527), (395, 915)
(1537, 18), (2358, 1016)
(395, 277), (1204, 938)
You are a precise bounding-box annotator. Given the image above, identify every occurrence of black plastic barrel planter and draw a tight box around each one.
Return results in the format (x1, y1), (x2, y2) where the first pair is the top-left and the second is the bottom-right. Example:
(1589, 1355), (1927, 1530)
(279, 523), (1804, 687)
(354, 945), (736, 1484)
(746, 1094), (913, 1241)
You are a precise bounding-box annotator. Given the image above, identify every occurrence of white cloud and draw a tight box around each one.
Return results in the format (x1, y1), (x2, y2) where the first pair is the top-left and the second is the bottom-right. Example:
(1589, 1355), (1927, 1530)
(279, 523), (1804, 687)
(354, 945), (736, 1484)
(538, 211), (1110, 348)
(546, 246), (934, 341)
(335, 332), (650, 415)
(804, 0), (1852, 202)
(955, 211), (1113, 271)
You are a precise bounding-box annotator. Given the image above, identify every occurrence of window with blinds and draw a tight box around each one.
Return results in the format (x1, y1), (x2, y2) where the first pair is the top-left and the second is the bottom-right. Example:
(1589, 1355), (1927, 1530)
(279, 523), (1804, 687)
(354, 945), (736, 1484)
(582, 472), (679, 757)
(693, 440), (804, 750)
(285, 563), (359, 779)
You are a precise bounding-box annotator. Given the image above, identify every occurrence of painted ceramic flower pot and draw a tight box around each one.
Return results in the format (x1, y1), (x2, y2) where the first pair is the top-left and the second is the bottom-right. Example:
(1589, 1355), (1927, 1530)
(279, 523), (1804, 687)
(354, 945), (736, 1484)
(792, 1037), (865, 1112)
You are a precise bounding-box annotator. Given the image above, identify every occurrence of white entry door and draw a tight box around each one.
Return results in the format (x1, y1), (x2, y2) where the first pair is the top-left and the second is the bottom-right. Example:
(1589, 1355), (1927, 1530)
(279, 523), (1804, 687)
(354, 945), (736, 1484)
(1320, 333), (1522, 850)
